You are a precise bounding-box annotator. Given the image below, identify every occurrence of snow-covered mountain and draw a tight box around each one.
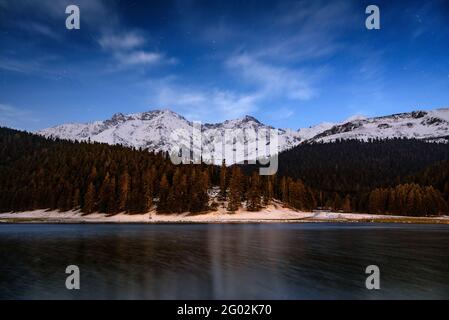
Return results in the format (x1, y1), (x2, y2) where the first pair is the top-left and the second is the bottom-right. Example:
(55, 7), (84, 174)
(38, 109), (305, 164)
(38, 107), (449, 164)
(307, 108), (449, 143)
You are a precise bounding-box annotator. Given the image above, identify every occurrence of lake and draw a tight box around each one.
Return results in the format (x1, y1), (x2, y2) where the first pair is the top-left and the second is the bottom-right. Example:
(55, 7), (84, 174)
(0, 223), (448, 299)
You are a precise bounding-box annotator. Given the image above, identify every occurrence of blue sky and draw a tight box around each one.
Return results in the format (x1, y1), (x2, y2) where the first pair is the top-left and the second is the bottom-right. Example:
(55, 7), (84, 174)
(1, 0), (449, 131)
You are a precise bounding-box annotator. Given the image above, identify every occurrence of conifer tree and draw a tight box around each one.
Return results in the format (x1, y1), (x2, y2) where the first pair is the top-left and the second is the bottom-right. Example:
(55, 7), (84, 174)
(71, 187), (80, 210)
(189, 169), (210, 213)
(219, 159), (227, 200)
(246, 172), (261, 211)
(157, 173), (170, 213)
(265, 175), (274, 206)
(227, 166), (242, 212)
(83, 182), (96, 214)
(168, 168), (183, 212)
(333, 193), (342, 211)
(117, 170), (130, 212)
(280, 176), (288, 203)
(368, 189), (382, 214)
(342, 195), (351, 213)
(142, 168), (155, 212)
(200, 169), (210, 209)
(98, 172), (116, 214)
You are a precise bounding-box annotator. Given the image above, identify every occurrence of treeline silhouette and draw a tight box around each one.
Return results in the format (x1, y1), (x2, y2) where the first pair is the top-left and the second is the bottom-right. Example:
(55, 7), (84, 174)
(1, 127), (449, 216)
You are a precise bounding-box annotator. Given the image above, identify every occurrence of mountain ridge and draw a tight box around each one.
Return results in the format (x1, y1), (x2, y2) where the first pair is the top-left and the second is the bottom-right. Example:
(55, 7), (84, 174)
(38, 107), (449, 164)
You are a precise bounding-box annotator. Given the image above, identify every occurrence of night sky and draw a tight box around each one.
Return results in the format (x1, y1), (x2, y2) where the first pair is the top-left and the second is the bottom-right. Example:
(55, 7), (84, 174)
(1, 0), (449, 131)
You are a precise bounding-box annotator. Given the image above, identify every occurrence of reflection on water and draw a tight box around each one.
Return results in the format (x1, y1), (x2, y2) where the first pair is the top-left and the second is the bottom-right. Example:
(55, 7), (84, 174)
(0, 223), (448, 299)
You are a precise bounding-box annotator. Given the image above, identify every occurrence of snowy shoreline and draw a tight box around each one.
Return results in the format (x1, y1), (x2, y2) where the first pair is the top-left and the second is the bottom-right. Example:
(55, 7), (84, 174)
(1, 204), (449, 224)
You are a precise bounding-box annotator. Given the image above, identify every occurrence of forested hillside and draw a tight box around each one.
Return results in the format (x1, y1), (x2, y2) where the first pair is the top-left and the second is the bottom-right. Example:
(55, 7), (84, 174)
(0, 127), (211, 214)
(0, 127), (312, 214)
(275, 139), (449, 215)
(1, 127), (449, 216)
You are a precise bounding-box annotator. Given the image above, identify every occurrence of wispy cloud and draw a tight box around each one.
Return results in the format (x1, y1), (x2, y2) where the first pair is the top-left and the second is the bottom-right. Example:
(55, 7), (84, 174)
(0, 0), (116, 77)
(0, 104), (39, 129)
(99, 32), (146, 51)
(173, 0), (355, 121)
(147, 79), (260, 121)
(2, 0), (173, 73)
(115, 51), (163, 65)
(98, 31), (176, 68)
(227, 54), (317, 101)
(254, 0), (355, 62)
(0, 55), (71, 80)
(20, 21), (62, 40)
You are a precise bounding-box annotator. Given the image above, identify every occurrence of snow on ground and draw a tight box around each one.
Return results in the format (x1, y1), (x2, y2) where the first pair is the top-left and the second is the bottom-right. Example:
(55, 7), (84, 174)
(1, 203), (448, 224)
(0, 204), (305, 223)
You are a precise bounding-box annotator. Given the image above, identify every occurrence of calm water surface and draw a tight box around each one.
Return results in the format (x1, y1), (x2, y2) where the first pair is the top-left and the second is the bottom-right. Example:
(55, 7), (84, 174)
(0, 223), (448, 299)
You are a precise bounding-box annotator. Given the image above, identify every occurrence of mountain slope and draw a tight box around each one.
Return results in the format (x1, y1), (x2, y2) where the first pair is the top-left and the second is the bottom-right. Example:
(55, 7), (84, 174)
(307, 108), (449, 143)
